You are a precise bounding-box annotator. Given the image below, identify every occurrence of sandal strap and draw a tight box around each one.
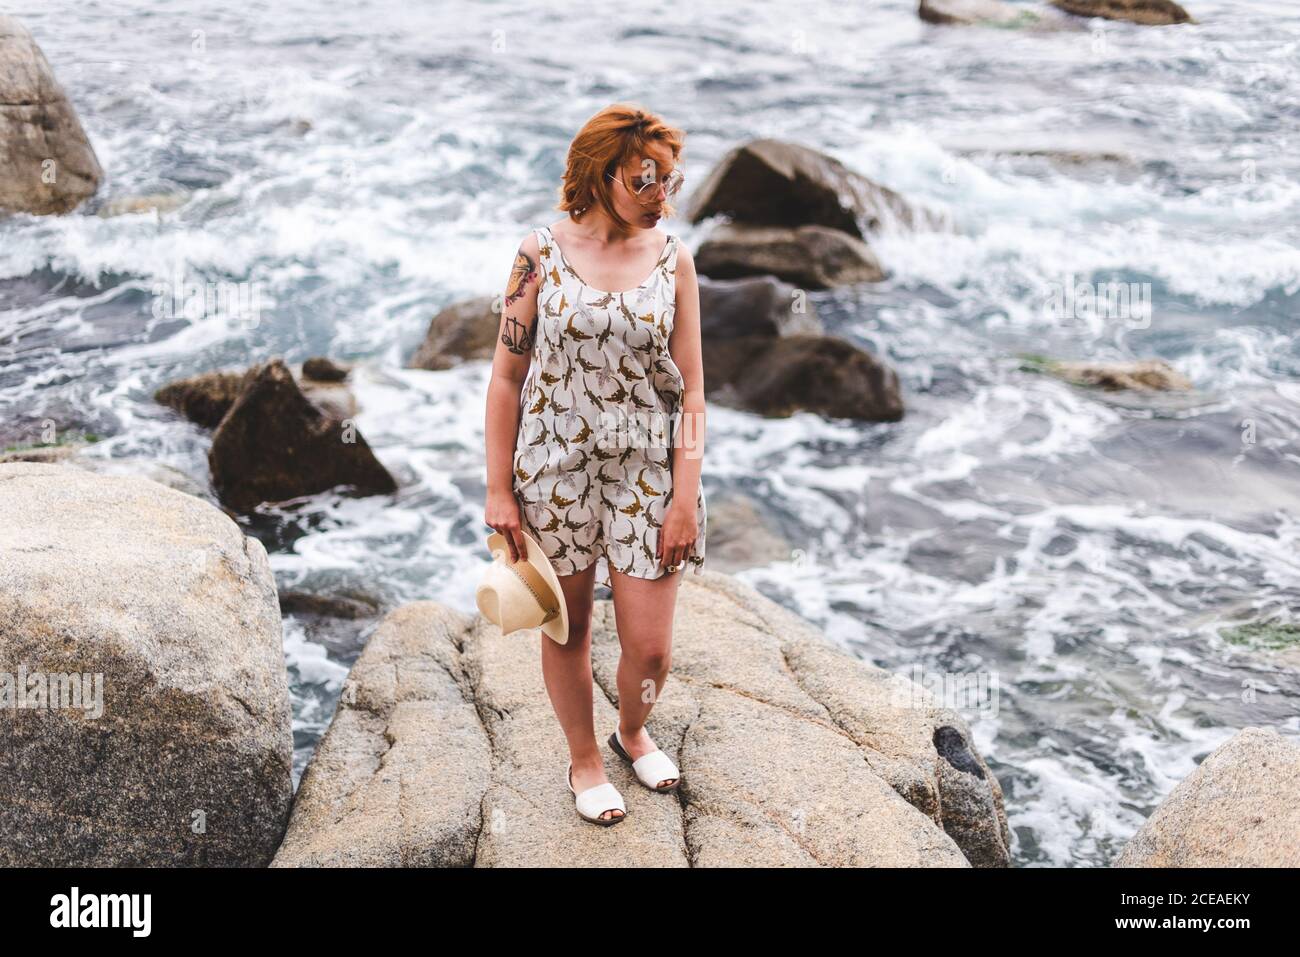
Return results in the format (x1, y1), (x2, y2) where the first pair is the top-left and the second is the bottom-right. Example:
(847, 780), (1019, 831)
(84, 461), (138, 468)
(631, 749), (680, 786)
(575, 781), (625, 819)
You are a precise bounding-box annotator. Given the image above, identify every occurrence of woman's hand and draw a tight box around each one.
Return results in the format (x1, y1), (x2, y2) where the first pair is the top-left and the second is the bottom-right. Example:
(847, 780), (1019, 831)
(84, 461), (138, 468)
(657, 501), (698, 573)
(485, 488), (528, 564)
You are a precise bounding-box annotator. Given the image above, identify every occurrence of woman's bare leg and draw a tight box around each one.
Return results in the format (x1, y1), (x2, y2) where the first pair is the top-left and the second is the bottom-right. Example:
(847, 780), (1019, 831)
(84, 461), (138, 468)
(608, 566), (682, 788)
(539, 560), (623, 820)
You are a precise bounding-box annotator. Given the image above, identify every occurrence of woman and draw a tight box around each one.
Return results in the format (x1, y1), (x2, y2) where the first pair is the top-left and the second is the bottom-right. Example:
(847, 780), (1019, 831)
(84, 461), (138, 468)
(483, 104), (707, 825)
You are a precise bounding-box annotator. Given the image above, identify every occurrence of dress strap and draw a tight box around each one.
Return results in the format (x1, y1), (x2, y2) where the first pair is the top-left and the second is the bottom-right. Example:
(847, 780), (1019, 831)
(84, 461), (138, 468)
(533, 226), (552, 269)
(664, 235), (681, 276)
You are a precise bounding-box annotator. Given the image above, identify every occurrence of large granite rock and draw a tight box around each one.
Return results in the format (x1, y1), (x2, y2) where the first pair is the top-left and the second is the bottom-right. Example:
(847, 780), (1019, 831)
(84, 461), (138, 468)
(0, 16), (102, 215)
(705, 334), (905, 421)
(688, 138), (936, 238)
(1049, 0), (1193, 25)
(273, 571), (1009, 867)
(271, 604), (490, 866)
(0, 463), (293, 865)
(695, 223), (886, 289)
(1116, 728), (1300, 867)
(207, 358), (396, 513)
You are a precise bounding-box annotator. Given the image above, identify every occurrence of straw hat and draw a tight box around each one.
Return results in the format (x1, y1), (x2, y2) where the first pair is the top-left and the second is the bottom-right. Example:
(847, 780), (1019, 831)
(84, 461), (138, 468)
(476, 529), (570, 644)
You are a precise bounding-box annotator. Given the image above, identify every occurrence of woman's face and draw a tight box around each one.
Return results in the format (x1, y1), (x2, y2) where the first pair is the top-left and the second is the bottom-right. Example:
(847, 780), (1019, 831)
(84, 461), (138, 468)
(608, 143), (676, 230)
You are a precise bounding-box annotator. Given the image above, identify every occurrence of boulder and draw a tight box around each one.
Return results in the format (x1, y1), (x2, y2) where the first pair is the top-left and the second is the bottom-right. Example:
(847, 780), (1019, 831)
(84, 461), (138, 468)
(688, 138), (939, 238)
(271, 604), (491, 866)
(1116, 728), (1300, 867)
(0, 16), (102, 215)
(409, 295), (498, 371)
(272, 571), (1009, 867)
(1049, 0), (1193, 25)
(698, 274), (823, 339)
(705, 334), (904, 421)
(0, 463), (293, 865)
(696, 223), (886, 289)
(208, 358), (396, 513)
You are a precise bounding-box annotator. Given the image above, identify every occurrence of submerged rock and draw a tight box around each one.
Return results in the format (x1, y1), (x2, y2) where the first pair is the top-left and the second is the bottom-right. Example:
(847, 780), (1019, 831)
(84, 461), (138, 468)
(0, 16), (103, 215)
(0, 464), (293, 865)
(95, 193), (188, 218)
(1023, 355), (1192, 392)
(1049, 0), (1194, 25)
(273, 571), (1009, 867)
(696, 222), (886, 289)
(919, 0), (1043, 26)
(1116, 728), (1300, 867)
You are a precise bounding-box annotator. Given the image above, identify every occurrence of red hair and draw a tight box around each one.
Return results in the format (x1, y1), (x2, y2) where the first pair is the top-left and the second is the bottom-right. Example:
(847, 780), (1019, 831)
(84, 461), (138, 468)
(557, 103), (685, 230)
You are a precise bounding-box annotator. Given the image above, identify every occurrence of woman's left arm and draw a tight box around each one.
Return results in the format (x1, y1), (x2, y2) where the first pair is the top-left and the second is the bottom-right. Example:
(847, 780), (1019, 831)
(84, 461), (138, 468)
(660, 243), (706, 570)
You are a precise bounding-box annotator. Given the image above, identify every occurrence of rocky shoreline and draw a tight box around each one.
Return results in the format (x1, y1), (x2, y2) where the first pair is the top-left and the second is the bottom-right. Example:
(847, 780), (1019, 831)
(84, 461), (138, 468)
(7, 3), (1298, 869)
(3, 461), (1295, 867)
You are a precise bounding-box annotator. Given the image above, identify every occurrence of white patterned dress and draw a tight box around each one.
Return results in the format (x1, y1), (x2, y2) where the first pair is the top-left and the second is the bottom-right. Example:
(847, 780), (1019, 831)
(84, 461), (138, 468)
(511, 224), (706, 586)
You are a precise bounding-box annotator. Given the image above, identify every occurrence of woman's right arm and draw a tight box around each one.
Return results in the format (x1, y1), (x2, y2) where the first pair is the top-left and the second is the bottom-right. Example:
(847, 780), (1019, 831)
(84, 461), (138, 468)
(484, 231), (543, 564)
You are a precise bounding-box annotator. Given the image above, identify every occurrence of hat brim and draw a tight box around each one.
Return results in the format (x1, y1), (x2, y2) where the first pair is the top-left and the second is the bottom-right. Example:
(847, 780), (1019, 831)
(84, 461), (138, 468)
(485, 528), (570, 645)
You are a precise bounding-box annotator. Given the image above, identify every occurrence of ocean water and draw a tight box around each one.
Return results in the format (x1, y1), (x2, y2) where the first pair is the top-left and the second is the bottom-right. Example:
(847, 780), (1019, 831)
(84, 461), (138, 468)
(2, 0), (1298, 866)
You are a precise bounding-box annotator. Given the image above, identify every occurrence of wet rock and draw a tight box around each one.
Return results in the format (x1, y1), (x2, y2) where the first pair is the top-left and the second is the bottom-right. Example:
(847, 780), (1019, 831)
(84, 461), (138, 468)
(706, 334), (904, 421)
(156, 360), (360, 428)
(696, 223), (886, 289)
(919, 0), (1041, 26)
(155, 370), (246, 429)
(1049, 0), (1194, 25)
(0, 16), (103, 215)
(302, 356), (351, 382)
(0, 463), (293, 865)
(1116, 728), (1300, 867)
(698, 274), (823, 339)
(1026, 356), (1193, 392)
(408, 295), (498, 371)
(95, 193), (188, 218)
(274, 571), (1007, 867)
(688, 138), (938, 238)
(208, 359), (396, 513)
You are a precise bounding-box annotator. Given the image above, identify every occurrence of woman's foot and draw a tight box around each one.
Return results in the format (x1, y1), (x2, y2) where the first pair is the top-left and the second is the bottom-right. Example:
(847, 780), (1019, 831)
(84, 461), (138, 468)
(568, 755), (625, 822)
(616, 725), (679, 789)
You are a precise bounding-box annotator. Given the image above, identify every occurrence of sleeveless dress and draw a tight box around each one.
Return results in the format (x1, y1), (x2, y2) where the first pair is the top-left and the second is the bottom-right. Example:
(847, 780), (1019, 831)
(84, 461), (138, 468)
(511, 223), (706, 587)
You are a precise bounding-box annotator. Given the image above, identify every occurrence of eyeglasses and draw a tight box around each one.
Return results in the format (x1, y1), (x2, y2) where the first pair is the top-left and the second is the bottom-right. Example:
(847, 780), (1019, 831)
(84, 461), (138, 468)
(606, 167), (684, 204)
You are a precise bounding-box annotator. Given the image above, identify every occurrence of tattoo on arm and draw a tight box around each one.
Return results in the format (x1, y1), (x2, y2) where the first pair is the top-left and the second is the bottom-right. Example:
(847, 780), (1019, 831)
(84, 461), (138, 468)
(501, 249), (538, 355)
(505, 250), (537, 306)
(501, 313), (535, 355)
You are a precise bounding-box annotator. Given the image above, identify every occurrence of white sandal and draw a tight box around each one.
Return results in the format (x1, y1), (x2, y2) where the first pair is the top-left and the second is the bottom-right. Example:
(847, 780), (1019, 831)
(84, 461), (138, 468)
(608, 728), (681, 792)
(566, 760), (627, 826)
